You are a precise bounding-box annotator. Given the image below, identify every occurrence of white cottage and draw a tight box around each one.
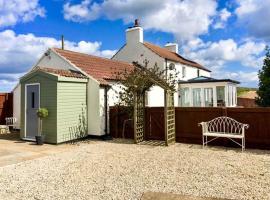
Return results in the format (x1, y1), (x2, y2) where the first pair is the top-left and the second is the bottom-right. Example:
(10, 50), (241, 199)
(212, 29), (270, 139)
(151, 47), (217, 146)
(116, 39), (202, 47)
(112, 19), (212, 106)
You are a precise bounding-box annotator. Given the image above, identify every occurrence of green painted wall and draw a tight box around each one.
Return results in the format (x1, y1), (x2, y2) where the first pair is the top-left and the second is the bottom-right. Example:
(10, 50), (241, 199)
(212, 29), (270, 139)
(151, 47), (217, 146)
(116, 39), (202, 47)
(20, 70), (88, 144)
(20, 72), (57, 143)
(56, 81), (87, 143)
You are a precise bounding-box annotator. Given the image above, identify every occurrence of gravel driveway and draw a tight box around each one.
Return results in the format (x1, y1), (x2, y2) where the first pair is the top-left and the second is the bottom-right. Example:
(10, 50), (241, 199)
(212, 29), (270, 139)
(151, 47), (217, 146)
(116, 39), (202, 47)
(0, 139), (270, 200)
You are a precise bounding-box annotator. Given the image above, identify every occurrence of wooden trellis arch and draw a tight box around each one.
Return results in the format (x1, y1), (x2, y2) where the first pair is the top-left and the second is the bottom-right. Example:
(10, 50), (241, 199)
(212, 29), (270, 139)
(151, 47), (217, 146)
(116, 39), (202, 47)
(133, 68), (176, 146)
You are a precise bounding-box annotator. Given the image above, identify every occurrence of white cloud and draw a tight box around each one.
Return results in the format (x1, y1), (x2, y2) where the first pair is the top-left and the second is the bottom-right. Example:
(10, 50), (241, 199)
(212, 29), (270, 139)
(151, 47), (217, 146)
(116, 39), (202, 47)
(181, 38), (265, 86)
(213, 8), (232, 29)
(235, 0), (270, 39)
(0, 30), (116, 92)
(63, 0), (100, 22)
(0, 0), (45, 28)
(63, 0), (217, 40)
(213, 70), (258, 87)
(183, 38), (265, 69)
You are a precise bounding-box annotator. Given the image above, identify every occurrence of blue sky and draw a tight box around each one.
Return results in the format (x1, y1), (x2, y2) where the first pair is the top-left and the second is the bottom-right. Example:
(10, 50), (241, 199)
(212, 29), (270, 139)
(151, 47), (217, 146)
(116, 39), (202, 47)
(0, 0), (269, 92)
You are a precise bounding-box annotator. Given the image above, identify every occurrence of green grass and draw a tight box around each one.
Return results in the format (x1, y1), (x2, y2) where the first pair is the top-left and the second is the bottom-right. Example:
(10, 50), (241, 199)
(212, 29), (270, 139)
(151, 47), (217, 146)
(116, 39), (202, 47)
(237, 87), (257, 96)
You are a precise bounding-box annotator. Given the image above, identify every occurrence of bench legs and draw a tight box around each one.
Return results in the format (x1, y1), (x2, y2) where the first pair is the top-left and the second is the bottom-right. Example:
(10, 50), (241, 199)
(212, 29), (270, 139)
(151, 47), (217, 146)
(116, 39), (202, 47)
(202, 135), (245, 152)
(202, 135), (204, 148)
(242, 137), (245, 152)
(202, 135), (208, 148)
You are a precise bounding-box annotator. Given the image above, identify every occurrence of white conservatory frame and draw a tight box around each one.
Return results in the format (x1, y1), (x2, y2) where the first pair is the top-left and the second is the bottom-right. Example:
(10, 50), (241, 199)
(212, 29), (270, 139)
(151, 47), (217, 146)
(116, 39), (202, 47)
(178, 77), (239, 107)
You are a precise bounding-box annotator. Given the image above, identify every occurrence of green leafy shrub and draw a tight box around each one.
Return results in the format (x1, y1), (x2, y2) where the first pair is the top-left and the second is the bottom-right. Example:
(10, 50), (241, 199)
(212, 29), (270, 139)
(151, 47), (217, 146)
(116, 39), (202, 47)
(37, 108), (49, 119)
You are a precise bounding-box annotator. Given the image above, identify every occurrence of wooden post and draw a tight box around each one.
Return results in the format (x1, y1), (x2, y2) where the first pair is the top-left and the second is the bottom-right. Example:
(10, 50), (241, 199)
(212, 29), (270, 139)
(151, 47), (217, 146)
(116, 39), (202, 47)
(164, 90), (168, 146)
(61, 35), (64, 50)
(133, 92), (138, 143)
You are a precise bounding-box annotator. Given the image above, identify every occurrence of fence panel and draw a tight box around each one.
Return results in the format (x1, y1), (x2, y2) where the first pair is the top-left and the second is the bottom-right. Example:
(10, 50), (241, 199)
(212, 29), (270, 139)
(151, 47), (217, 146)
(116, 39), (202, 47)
(0, 93), (13, 124)
(237, 98), (257, 108)
(175, 107), (224, 145)
(109, 107), (134, 139)
(227, 108), (270, 149)
(145, 107), (164, 140)
(110, 106), (270, 150)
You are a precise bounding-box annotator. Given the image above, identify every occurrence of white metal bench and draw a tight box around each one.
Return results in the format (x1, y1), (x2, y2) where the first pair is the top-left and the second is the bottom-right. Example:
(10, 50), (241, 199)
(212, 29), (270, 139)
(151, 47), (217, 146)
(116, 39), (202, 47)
(5, 117), (17, 132)
(199, 116), (249, 151)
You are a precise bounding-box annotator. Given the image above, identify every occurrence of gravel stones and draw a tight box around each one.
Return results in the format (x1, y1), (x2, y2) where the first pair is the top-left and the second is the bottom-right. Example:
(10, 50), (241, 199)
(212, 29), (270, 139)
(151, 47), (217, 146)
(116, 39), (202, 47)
(0, 140), (269, 200)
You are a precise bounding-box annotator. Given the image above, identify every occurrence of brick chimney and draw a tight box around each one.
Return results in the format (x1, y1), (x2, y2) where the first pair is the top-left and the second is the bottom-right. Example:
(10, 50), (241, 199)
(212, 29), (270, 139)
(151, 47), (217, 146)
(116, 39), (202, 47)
(165, 43), (179, 54)
(126, 19), (143, 45)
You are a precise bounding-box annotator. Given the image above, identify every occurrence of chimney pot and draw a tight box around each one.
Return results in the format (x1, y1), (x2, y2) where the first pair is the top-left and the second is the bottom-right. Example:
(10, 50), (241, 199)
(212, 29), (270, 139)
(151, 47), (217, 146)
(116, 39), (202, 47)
(134, 19), (139, 27)
(126, 19), (143, 44)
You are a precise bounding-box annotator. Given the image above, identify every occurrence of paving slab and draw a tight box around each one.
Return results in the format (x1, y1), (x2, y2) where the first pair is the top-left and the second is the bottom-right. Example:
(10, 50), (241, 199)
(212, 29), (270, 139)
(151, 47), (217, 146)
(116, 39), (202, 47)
(141, 192), (231, 200)
(0, 132), (74, 167)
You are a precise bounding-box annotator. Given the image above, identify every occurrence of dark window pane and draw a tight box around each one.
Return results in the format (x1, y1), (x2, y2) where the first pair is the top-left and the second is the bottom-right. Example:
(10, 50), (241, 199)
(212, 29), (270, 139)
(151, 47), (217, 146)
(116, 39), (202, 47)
(32, 92), (35, 108)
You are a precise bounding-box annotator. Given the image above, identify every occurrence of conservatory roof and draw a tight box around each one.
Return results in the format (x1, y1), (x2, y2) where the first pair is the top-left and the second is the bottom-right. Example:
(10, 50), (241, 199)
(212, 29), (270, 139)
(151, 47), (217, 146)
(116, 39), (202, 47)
(178, 76), (240, 84)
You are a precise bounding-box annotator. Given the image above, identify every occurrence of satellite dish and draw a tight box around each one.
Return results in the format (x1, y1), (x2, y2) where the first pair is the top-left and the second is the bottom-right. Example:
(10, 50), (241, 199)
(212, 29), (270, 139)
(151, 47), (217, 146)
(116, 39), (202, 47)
(169, 63), (175, 70)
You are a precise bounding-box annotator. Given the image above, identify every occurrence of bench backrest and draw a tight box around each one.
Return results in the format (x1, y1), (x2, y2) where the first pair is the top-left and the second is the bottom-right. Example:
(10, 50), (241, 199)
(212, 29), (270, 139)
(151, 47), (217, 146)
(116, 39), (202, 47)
(5, 117), (17, 126)
(205, 116), (249, 135)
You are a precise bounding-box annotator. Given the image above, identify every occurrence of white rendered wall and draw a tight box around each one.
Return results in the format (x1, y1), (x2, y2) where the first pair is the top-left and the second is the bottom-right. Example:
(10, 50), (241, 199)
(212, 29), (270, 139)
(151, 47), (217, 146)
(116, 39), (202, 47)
(87, 80), (103, 136)
(113, 41), (211, 107)
(99, 88), (106, 135)
(113, 43), (165, 71)
(107, 82), (124, 106)
(12, 84), (21, 129)
(147, 86), (165, 106)
(37, 50), (76, 71)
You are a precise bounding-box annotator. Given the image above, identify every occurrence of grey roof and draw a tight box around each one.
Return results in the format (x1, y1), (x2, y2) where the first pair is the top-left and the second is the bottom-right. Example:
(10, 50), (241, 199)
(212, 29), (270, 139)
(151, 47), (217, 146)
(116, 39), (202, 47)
(178, 76), (240, 84)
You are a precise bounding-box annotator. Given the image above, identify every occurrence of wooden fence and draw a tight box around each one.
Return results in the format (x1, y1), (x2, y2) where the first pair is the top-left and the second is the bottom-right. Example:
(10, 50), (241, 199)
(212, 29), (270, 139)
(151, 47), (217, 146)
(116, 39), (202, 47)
(237, 97), (257, 108)
(0, 93), (13, 124)
(110, 106), (270, 150)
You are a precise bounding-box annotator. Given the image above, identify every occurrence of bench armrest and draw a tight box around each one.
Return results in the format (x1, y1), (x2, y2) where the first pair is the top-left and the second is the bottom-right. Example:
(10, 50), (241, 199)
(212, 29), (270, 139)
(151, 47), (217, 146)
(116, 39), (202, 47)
(198, 122), (208, 133)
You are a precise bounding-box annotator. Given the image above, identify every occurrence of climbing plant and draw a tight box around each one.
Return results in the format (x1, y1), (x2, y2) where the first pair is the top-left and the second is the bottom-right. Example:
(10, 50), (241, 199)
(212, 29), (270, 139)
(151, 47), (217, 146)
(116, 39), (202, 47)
(115, 60), (178, 117)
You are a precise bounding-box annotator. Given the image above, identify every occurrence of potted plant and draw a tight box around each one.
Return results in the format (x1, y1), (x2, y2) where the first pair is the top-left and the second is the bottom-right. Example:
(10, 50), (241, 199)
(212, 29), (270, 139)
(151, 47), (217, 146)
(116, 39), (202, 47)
(36, 108), (48, 145)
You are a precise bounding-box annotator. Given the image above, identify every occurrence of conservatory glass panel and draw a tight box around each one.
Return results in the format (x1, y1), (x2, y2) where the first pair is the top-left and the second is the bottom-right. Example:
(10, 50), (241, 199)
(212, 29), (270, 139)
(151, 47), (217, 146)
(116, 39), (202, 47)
(204, 88), (213, 107)
(228, 85), (233, 106)
(216, 86), (225, 107)
(192, 88), (201, 107)
(180, 88), (190, 106)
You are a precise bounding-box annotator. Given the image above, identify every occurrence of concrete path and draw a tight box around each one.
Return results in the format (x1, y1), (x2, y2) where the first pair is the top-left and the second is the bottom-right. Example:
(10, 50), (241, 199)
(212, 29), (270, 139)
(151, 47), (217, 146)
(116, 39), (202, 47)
(0, 132), (73, 167)
(141, 192), (231, 200)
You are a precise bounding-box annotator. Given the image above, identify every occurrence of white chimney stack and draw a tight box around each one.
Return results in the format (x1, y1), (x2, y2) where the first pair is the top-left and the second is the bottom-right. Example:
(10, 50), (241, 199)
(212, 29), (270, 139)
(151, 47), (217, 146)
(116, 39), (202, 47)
(165, 43), (179, 54)
(126, 19), (143, 45)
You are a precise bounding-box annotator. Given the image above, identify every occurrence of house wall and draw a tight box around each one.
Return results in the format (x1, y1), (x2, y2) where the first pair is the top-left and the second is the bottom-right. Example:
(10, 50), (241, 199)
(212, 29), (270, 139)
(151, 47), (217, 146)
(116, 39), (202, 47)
(87, 79), (103, 136)
(20, 72), (57, 143)
(112, 27), (211, 107)
(99, 87), (106, 135)
(37, 50), (75, 71)
(56, 80), (87, 143)
(107, 81), (124, 106)
(166, 61), (211, 81)
(13, 84), (21, 129)
(113, 43), (165, 70)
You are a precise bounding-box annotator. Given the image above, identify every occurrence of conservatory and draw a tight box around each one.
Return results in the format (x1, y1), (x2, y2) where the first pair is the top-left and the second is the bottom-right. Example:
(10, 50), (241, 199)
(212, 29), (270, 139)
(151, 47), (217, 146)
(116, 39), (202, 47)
(178, 76), (239, 107)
